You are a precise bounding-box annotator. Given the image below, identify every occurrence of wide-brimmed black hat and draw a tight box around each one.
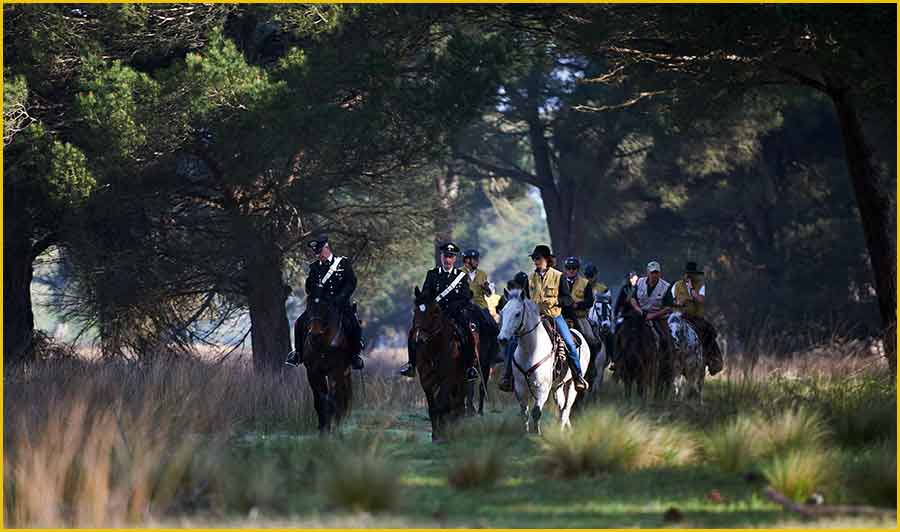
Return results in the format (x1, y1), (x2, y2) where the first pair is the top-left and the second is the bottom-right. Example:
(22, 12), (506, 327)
(684, 261), (704, 275)
(529, 245), (554, 259)
(307, 236), (328, 253)
(439, 242), (461, 256)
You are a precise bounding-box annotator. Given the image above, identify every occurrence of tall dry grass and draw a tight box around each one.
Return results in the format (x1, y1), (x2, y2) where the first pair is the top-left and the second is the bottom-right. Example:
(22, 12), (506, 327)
(4, 357), (316, 526)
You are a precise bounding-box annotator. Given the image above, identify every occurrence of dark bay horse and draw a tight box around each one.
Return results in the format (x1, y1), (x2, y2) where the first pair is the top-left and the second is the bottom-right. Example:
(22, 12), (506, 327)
(466, 317), (498, 417)
(410, 286), (467, 442)
(614, 315), (662, 401)
(295, 299), (353, 433)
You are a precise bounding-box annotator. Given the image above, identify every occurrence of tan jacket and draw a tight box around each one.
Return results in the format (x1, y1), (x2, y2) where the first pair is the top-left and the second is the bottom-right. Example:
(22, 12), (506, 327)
(530, 267), (564, 318)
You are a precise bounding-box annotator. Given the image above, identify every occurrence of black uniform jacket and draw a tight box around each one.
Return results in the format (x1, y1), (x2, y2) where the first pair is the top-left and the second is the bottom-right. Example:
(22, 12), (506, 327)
(306, 255), (356, 307)
(421, 266), (472, 315)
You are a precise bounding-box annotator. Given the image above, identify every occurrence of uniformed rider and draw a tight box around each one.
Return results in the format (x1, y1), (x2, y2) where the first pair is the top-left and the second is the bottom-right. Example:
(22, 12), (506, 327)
(399, 243), (480, 382)
(286, 237), (365, 370)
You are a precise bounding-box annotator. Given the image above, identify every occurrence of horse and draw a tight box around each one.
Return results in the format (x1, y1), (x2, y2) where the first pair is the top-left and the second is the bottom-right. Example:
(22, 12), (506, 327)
(497, 289), (591, 434)
(586, 294), (614, 393)
(667, 311), (705, 401)
(465, 318), (499, 416)
(410, 286), (467, 442)
(296, 298), (354, 433)
(613, 315), (661, 401)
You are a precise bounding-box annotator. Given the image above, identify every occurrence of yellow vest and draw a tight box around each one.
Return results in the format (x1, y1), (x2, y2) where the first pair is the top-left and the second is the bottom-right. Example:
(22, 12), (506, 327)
(571, 275), (590, 318)
(530, 267), (563, 318)
(673, 279), (705, 317)
(592, 281), (608, 295)
(466, 267), (490, 309)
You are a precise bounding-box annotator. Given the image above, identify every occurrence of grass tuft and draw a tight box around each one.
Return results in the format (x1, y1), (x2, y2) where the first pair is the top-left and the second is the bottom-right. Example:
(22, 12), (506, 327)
(447, 444), (505, 491)
(762, 447), (838, 503)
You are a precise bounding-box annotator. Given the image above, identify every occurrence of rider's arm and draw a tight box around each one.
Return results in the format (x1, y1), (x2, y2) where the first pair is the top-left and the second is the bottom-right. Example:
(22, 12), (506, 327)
(576, 282), (594, 310)
(557, 275), (574, 308)
(305, 264), (317, 298)
(335, 259), (357, 305)
(647, 286), (676, 320)
(690, 283), (705, 304)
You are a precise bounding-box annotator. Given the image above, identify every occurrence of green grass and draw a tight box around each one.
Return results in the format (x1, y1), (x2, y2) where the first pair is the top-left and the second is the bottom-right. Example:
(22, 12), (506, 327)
(5, 355), (896, 528)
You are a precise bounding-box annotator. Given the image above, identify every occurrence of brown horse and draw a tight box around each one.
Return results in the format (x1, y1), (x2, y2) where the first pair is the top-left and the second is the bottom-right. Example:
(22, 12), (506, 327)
(614, 316), (661, 401)
(410, 286), (467, 442)
(295, 299), (353, 433)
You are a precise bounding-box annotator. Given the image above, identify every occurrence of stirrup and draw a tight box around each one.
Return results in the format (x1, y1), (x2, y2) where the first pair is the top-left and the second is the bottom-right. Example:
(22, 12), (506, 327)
(466, 367), (479, 382)
(351, 355), (365, 370)
(399, 363), (416, 378)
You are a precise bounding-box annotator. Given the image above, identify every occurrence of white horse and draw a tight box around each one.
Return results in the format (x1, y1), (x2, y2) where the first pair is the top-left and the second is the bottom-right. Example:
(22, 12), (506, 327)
(667, 311), (705, 401)
(497, 289), (591, 433)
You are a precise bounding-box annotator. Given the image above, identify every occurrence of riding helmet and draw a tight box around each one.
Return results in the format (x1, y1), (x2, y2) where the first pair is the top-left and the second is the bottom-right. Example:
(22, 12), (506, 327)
(564, 256), (581, 270)
(462, 249), (480, 259)
(584, 263), (598, 278)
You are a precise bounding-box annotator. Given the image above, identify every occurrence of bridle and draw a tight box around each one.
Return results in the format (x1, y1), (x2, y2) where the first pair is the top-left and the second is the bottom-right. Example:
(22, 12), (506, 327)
(412, 303), (444, 344)
(510, 300), (540, 339)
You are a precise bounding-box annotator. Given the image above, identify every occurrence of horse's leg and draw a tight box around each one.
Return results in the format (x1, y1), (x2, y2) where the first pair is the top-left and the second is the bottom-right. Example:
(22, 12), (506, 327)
(465, 380), (476, 417)
(306, 370), (329, 433)
(334, 366), (352, 428)
(555, 383), (574, 430)
(516, 380), (531, 433)
(478, 364), (490, 416)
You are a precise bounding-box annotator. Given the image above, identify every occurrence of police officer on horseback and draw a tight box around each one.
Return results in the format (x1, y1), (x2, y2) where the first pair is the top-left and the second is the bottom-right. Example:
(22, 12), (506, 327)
(285, 237), (365, 370)
(400, 243), (480, 382)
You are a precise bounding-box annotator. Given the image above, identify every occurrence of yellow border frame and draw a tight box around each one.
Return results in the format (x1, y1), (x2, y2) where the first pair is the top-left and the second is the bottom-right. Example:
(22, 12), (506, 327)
(0, 2), (896, 532)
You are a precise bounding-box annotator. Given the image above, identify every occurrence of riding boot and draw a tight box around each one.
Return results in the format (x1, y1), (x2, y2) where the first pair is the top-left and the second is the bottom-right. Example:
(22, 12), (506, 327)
(400, 330), (417, 377)
(464, 324), (479, 382)
(569, 358), (589, 392)
(285, 315), (308, 366)
(346, 316), (365, 370)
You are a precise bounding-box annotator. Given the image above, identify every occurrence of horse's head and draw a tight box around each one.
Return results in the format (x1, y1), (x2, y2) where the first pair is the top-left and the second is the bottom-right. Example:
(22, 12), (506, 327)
(593, 295), (613, 333)
(306, 298), (336, 337)
(498, 288), (534, 342)
(412, 286), (444, 345)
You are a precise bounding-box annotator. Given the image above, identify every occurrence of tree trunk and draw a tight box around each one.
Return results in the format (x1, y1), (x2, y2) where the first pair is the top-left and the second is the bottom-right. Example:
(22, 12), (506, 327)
(4, 200), (35, 365)
(433, 168), (460, 265)
(526, 116), (581, 258)
(246, 250), (292, 372)
(830, 88), (897, 371)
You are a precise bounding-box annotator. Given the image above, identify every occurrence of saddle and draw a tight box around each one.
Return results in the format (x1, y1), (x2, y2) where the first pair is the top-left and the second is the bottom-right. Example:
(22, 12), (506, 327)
(540, 318), (582, 382)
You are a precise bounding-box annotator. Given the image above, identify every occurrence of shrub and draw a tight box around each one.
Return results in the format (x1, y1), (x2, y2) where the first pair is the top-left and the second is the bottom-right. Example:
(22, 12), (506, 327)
(845, 439), (897, 508)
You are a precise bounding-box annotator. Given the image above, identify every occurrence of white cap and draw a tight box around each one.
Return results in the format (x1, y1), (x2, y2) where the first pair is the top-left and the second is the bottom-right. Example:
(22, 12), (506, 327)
(647, 261), (661, 272)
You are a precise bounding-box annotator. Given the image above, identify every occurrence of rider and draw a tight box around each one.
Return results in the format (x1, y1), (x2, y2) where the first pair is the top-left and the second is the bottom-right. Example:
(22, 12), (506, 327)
(583, 262), (614, 364)
(614, 270), (640, 320)
(399, 242), (480, 382)
(498, 245), (589, 392)
(631, 260), (674, 355)
(286, 236), (365, 370)
(462, 249), (499, 337)
(671, 261), (724, 375)
(561, 257), (601, 349)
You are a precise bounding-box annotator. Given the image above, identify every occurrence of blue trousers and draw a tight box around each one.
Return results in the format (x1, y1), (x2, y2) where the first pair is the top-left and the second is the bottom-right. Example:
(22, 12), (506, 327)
(504, 315), (583, 375)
